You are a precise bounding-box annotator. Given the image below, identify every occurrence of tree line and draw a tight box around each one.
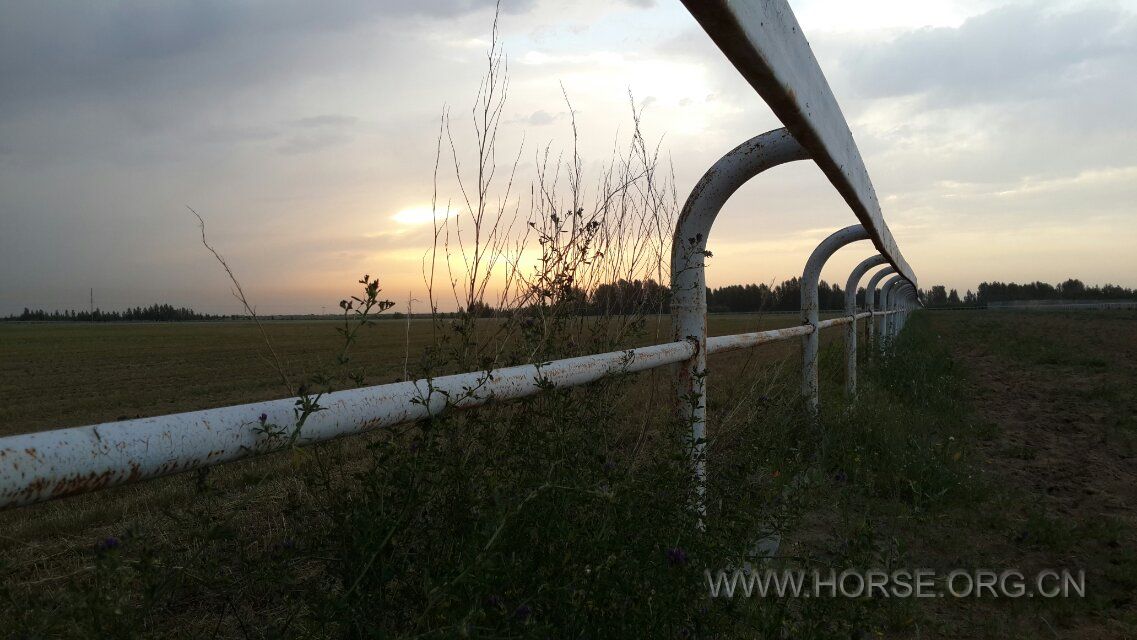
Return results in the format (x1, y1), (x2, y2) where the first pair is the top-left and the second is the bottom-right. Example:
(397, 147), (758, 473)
(461, 277), (863, 316)
(462, 277), (1137, 315)
(919, 278), (1136, 307)
(7, 303), (222, 322)
(11, 278), (1132, 321)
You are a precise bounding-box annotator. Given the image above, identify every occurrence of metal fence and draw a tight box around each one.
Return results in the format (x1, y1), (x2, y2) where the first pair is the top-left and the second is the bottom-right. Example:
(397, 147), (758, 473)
(0, 0), (921, 511)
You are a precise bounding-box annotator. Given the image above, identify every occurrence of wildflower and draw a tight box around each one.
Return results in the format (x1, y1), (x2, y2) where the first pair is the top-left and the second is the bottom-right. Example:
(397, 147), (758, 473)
(259, 413), (268, 424)
(666, 547), (688, 566)
(96, 536), (120, 552)
(834, 470), (848, 483)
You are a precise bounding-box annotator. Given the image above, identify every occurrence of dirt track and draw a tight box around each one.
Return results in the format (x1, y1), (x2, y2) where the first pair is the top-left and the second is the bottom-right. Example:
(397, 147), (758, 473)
(928, 310), (1137, 638)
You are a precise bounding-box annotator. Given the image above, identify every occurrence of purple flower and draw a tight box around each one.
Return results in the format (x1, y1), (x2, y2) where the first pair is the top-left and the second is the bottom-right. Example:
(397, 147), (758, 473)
(513, 604), (532, 621)
(666, 547), (688, 566)
(834, 470), (848, 483)
(96, 536), (120, 552)
(259, 413), (268, 424)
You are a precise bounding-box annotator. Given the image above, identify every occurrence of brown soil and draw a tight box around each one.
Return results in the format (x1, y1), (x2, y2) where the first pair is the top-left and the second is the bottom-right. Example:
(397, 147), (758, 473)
(925, 311), (1137, 638)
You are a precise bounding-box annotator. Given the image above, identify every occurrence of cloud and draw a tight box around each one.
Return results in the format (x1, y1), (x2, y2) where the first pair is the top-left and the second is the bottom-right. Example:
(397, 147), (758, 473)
(803, 2), (1137, 204)
(275, 114), (361, 154)
(843, 3), (1137, 107)
(293, 114), (360, 128)
(1, 0), (1135, 314)
(0, 0), (531, 120)
(509, 109), (565, 126)
(277, 132), (351, 155)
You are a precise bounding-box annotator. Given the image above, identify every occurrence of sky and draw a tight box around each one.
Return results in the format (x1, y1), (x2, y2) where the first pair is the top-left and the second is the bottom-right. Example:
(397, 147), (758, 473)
(1, 0), (1135, 315)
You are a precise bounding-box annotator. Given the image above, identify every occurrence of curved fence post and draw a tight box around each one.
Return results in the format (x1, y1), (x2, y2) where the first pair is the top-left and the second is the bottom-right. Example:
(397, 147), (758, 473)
(897, 284), (915, 332)
(864, 266), (896, 350)
(844, 254), (887, 398)
(800, 225), (870, 415)
(888, 277), (914, 341)
(885, 275), (909, 342)
(896, 289), (906, 333)
(892, 285), (908, 336)
(671, 127), (809, 514)
(902, 284), (917, 333)
(879, 275), (904, 346)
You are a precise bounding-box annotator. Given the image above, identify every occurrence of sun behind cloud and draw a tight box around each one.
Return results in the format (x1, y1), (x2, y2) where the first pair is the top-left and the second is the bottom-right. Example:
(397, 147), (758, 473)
(392, 206), (454, 225)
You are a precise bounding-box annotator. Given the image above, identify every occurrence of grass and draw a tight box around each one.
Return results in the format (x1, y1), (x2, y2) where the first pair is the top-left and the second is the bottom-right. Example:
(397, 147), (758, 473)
(1, 310), (1135, 637)
(0, 314), (833, 438)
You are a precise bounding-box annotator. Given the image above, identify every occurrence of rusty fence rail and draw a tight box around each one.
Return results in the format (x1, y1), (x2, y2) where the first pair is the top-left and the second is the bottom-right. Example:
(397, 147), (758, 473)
(0, 0), (921, 511)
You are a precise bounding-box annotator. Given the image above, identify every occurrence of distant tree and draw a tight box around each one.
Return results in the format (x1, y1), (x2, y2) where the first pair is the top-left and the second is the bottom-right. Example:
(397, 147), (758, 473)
(928, 285), (948, 306)
(463, 300), (497, 318)
(1058, 278), (1086, 299)
(592, 279), (669, 315)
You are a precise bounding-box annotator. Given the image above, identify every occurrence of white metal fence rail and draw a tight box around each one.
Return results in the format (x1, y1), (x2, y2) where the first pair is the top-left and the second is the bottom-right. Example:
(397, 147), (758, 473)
(0, 0), (921, 511)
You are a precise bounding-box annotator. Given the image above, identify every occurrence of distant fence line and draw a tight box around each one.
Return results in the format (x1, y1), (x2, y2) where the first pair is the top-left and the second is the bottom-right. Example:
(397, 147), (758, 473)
(0, 1), (923, 511)
(987, 300), (1137, 310)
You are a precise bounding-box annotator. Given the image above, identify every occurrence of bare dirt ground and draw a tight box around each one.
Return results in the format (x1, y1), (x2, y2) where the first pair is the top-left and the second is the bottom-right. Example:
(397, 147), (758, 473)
(921, 310), (1137, 638)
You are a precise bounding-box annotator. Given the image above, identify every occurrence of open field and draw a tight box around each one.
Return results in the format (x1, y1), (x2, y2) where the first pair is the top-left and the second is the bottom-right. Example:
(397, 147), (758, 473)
(0, 314), (829, 438)
(1, 311), (1135, 638)
(896, 311), (1137, 637)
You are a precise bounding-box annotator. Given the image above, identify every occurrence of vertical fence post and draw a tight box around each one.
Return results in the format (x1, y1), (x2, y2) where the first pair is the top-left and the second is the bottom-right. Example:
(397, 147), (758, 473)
(671, 128), (809, 515)
(897, 285), (915, 332)
(864, 266), (895, 352)
(887, 276), (909, 342)
(878, 275), (904, 346)
(843, 254), (887, 398)
(887, 279), (914, 340)
(892, 286), (906, 336)
(901, 285), (915, 333)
